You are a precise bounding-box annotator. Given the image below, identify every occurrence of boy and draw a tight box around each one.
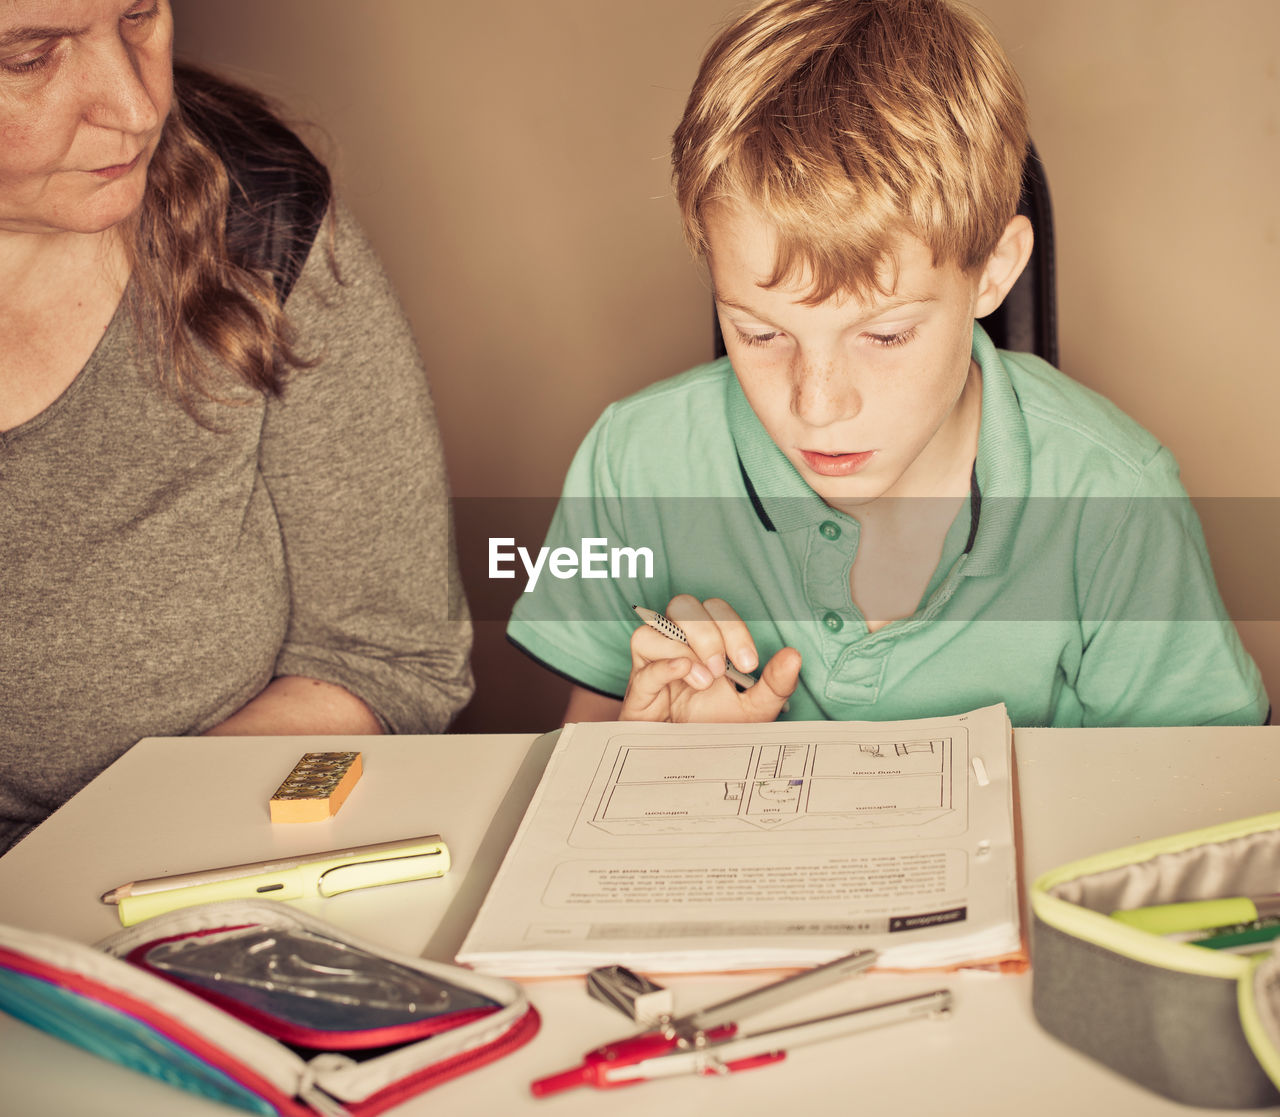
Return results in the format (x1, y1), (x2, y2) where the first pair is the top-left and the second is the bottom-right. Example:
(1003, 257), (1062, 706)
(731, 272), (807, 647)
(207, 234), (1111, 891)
(507, 0), (1266, 728)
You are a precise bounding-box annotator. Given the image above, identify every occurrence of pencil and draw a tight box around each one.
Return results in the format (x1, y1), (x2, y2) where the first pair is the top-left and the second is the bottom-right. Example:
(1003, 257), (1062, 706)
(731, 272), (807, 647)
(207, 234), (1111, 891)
(632, 605), (762, 690)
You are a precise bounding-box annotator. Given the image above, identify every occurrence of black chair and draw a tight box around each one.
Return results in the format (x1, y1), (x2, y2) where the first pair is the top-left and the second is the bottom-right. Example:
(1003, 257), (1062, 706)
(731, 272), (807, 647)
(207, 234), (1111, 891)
(712, 143), (1058, 366)
(981, 143), (1057, 365)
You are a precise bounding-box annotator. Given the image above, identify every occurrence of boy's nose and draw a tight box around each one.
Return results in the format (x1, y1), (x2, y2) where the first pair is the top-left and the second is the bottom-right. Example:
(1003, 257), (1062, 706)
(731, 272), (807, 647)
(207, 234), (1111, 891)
(789, 354), (862, 427)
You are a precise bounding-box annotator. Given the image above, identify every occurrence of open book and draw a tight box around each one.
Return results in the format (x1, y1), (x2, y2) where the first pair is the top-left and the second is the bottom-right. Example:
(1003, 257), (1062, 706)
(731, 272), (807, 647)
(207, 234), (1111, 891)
(457, 704), (1021, 976)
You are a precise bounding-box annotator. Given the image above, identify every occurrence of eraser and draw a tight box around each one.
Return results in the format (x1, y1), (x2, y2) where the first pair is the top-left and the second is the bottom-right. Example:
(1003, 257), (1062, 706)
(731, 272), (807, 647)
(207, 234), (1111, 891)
(269, 751), (363, 823)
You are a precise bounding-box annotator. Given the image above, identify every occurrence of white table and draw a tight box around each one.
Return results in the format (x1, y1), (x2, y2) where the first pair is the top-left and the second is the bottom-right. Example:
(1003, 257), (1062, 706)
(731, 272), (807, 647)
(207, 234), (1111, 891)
(1, 726), (1278, 1117)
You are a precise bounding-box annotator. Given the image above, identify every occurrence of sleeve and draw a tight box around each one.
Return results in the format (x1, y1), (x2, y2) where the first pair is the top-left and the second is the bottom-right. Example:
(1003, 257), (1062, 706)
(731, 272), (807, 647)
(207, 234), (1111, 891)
(505, 409), (672, 698)
(256, 201), (474, 732)
(1074, 448), (1268, 727)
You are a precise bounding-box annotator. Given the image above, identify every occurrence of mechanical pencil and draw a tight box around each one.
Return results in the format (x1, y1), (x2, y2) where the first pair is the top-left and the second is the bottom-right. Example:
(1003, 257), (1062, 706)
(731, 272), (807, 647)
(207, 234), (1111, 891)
(632, 605), (762, 691)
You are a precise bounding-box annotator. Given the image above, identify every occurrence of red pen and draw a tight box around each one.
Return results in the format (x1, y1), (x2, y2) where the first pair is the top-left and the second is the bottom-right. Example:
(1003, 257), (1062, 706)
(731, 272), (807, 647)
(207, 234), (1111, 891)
(531, 949), (952, 1096)
(547, 990), (954, 1091)
(530, 1024), (738, 1094)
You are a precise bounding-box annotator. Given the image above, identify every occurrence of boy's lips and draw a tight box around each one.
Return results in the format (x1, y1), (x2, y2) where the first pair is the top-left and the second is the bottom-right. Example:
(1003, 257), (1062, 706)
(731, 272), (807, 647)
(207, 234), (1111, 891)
(799, 449), (877, 477)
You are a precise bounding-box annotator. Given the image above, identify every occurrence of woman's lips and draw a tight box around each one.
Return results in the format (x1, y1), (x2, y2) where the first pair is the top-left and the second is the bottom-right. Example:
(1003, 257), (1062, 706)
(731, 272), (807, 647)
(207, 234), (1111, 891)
(89, 153), (143, 180)
(799, 449), (877, 476)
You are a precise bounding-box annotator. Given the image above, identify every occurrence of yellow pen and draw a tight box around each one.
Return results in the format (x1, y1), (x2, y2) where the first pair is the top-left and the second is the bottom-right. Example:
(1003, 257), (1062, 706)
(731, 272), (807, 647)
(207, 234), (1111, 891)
(100, 834), (450, 926)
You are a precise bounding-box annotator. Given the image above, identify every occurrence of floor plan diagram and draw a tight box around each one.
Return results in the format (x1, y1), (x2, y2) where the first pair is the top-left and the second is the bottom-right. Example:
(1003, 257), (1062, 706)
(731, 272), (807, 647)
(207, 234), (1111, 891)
(571, 728), (965, 844)
(459, 705), (1016, 975)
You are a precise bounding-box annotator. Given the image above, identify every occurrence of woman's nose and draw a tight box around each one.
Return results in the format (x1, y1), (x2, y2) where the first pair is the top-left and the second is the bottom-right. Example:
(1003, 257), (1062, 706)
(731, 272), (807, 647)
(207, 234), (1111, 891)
(81, 39), (163, 136)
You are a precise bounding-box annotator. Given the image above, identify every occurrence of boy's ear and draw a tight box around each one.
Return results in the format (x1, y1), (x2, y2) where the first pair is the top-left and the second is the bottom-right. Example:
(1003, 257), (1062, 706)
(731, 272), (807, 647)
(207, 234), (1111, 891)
(973, 215), (1034, 319)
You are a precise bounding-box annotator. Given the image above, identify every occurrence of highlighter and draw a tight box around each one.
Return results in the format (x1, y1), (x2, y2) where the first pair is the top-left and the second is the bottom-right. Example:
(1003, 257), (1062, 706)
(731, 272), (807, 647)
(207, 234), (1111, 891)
(1110, 893), (1280, 936)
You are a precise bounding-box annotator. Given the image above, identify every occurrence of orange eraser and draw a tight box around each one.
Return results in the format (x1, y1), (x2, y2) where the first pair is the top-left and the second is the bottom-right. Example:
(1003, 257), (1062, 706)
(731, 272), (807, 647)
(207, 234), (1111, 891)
(269, 751), (363, 823)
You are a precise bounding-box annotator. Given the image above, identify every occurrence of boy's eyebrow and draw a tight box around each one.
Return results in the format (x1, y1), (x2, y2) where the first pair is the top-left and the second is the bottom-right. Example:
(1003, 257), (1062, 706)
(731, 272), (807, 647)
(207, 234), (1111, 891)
(715, 291), (939, 322)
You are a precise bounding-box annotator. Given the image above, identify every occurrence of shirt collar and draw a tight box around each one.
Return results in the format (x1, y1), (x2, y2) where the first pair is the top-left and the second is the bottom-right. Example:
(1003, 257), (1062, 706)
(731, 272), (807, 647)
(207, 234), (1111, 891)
(729, 321), (1030, 575)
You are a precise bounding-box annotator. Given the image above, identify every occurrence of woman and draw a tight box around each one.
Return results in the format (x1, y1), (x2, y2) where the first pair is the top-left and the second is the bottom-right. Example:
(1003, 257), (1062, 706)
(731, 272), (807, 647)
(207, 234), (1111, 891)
(0, 0), (474, 851)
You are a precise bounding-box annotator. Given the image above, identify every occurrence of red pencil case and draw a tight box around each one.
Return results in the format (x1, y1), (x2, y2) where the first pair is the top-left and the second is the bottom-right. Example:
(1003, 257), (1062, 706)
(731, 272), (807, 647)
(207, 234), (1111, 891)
(0, 901), (539, 1115)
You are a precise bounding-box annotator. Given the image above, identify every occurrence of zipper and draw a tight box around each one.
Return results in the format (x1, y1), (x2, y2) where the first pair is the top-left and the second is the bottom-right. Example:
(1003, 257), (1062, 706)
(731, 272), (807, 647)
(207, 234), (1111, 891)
(0, 949), (314, 1116)
(1, 944), (540, 1117)
(342, 1005), (542, 1116)
(299, 1058), (355, 1117)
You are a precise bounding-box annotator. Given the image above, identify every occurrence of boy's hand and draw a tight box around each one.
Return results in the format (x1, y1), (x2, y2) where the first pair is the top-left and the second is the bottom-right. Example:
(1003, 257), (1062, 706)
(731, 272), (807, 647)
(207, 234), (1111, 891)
(621, 595), (801, 722)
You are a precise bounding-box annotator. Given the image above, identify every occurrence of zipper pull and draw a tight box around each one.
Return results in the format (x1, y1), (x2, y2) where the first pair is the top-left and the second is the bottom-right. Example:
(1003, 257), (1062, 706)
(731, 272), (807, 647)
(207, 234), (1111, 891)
(299, 1057), (354, 1117)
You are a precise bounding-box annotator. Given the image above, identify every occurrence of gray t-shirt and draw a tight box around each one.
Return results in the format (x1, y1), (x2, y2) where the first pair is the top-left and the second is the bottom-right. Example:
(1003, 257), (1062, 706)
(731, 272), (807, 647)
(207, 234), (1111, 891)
(0, 203), (473, 850)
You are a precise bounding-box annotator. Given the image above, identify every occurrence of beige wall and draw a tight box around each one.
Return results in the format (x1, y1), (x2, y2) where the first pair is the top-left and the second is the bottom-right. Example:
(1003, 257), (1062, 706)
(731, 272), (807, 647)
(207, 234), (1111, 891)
(171, 0), (1280, 731)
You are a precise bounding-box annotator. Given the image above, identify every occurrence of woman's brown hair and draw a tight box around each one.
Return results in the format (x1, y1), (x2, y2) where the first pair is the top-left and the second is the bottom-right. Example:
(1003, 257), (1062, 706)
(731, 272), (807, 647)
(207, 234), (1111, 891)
(125, 63), (331, 407)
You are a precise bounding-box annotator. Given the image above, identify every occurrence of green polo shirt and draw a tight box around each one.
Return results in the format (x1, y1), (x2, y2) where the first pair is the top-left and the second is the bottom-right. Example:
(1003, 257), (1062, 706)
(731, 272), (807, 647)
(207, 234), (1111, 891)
(508, 324), (1266, 727)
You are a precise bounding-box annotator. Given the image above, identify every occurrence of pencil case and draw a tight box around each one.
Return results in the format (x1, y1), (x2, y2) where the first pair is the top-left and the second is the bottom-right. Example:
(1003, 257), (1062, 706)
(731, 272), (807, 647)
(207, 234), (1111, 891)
(1029, 810), (1280, 1108)
(0, 900), (540, 1115)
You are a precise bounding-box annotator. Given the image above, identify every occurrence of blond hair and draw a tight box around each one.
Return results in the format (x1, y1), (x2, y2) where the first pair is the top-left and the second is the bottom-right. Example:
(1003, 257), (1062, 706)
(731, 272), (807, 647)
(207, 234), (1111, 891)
(671, 0), (1028, 299)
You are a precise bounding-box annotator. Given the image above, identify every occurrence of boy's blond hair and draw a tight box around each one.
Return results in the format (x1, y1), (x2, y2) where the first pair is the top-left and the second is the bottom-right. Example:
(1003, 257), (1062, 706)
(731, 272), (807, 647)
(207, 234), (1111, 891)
(672, 0), (1029, 300)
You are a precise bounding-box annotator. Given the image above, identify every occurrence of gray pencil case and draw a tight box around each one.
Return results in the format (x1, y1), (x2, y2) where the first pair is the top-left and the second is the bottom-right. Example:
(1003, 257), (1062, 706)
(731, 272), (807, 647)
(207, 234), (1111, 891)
(1030, 810), (1280, 1108)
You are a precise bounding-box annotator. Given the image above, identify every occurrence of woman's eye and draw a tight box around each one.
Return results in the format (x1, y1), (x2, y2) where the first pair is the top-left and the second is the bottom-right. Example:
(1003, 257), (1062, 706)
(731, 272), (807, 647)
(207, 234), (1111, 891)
(0, 43), (56, 74)
(123, 4), (160, 29)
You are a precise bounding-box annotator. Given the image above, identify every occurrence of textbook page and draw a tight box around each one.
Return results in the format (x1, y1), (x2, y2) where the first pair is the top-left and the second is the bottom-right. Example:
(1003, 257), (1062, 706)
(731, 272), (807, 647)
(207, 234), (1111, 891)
(457, 704), (1018, 976)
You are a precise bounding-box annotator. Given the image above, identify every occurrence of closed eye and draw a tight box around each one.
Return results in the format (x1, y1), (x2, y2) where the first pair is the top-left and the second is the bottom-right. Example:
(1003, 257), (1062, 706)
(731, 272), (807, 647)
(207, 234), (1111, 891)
(733, 327), (780, 348)
(0, 39), (58, 74)
(123, 3), (161, 27)
(866, 327), (917, 349)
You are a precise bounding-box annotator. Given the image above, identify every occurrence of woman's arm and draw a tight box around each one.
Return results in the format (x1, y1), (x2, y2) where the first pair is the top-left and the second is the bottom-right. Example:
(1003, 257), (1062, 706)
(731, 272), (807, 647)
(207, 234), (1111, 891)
(204, 676), (383, 736)
(256, 202), (474, 733)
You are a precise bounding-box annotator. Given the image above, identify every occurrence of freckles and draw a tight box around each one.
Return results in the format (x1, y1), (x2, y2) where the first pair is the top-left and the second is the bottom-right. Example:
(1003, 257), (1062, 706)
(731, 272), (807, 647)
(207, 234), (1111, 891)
(788, 356), (835, 408)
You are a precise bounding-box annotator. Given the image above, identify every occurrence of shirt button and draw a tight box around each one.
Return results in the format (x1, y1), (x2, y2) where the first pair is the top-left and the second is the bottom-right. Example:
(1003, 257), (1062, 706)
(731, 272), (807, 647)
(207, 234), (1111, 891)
(819, 520), (842, 541)
(822, 611), (844, 632)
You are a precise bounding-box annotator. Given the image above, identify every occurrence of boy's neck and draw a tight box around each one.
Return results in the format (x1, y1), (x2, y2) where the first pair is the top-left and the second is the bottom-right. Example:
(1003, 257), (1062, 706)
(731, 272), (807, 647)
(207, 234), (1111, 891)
(844, 359), (983, 633)
(833, 358), (983, 524)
